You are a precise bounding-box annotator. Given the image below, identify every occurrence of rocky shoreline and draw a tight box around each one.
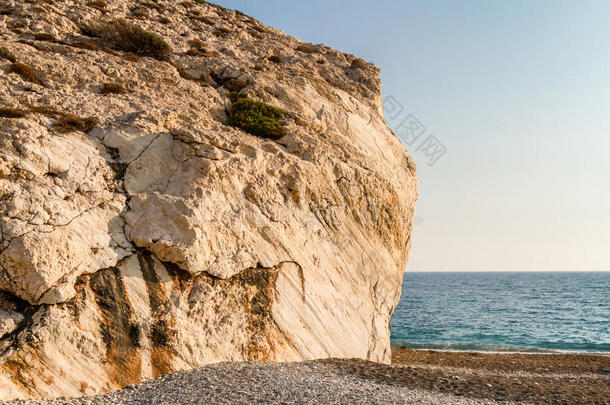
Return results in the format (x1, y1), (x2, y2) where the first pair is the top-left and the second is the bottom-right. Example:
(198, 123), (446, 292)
(4, 349), (608, 404)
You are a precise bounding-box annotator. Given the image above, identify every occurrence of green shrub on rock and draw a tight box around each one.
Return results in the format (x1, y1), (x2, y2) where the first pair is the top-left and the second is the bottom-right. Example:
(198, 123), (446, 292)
(0, 47), (16, 62)
(100, 82), (128, 95)
(82, 19), (172, 61)
(228, 96), (286, 139)
(0, 107), (29, 118)
(52, 114), (99, 133)
(8, 62), (42, 84)
(194, 0), (227, 11)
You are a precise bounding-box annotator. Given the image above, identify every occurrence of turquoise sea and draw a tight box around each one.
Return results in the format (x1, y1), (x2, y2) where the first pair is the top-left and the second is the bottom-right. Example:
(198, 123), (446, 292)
(390, 272), (610, 353)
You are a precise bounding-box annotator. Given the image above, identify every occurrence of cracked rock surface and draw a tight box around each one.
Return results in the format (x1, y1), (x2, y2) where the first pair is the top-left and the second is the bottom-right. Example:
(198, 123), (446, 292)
(0, 0), (417, 400)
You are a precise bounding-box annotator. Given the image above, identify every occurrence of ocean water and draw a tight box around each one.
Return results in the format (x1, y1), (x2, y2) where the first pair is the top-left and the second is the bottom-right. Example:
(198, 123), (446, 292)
(390, 272), (610, 353)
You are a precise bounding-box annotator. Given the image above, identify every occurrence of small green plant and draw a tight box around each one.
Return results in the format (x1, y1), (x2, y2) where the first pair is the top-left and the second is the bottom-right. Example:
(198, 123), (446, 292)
(191, 15), (215, 25)
(350, 58), (368, 70)
(82, 19), (172, 61)
(52, 114), (98, 133)
(223, 78), (246, 92)
(0, 47), (16, 62)
(0, 107), (29, 118)
(130, 8), (149, 19)
(72, 41), (101, 51)
(27, 105), (62, 117)
(0, 104), (98, 133)
(194, 0), (246, 16)
(185, 39), (216, 57)
(228, 96), (286, 139)
(185, 47), (217, 57)
(8, 62), (42, 84)
(87, 0), (107, 11)
(142, 1), (165, 11)
(100, 82), (127, 95)
(296, 44), (315, 54)
(213, 27), (231, 36)
(194, 0), (227, 11)
(34, 32), (56, 42)
(188, 38), (207, 49)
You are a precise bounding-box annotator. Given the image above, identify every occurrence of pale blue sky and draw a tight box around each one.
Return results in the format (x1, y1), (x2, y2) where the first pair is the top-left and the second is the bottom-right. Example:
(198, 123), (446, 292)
(217, 0), (610, 271)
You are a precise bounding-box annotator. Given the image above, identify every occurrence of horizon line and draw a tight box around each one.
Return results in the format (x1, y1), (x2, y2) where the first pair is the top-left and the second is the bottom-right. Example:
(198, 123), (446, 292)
(405, 269), (610, 273)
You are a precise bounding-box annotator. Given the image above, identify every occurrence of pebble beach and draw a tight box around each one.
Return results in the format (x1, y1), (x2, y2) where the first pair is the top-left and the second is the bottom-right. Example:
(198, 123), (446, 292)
(6, 349), (608, 405)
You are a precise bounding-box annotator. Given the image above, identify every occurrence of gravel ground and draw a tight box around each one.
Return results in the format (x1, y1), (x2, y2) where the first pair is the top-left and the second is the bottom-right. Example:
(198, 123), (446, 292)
(6, 361), (514, 405)
(390, 349), (610, 404)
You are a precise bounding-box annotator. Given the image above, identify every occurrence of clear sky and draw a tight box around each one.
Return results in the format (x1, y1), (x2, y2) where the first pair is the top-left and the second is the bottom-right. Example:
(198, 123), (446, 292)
(216, 0), (610, 271)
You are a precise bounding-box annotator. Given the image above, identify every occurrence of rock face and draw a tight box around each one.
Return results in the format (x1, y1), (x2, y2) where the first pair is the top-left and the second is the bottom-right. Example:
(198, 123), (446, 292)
(0, 0), (417, 400)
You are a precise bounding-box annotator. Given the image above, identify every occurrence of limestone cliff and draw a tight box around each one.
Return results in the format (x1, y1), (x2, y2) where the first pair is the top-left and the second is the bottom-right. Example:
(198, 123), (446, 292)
(0, 0), (417, 400)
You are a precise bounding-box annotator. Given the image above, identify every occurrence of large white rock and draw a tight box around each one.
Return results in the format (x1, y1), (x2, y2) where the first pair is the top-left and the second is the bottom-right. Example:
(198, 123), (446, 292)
(0, 0), (417, 399)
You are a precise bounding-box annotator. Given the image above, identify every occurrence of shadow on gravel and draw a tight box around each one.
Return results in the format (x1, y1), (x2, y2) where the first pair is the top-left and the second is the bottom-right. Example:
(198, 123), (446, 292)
(317, 358), (610, 405)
